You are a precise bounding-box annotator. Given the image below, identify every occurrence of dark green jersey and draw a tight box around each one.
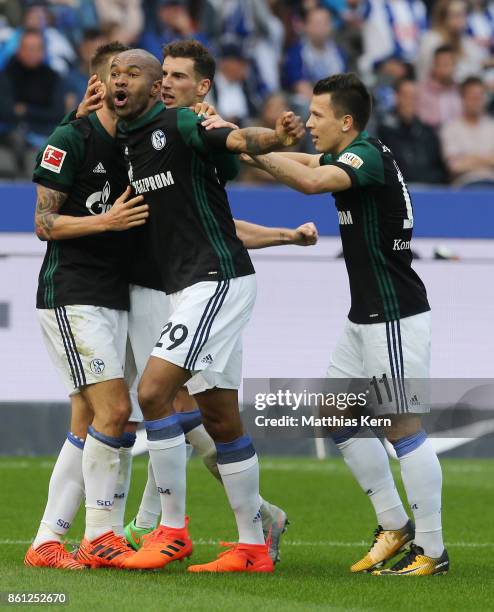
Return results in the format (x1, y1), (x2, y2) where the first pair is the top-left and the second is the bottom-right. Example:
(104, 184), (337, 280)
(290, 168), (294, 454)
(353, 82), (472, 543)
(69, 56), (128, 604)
(118, 102), (254, 294)
(127, 135), (241, 292)
(33, 113), (130, 310)
(320, 132), (430, 324)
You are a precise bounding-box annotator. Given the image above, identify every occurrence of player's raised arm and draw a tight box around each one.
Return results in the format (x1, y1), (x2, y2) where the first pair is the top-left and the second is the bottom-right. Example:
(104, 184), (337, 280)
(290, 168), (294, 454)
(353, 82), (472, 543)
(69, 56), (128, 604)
(274, 152), (321, 168)
(223, 112), (305, 154)
(234, 219), (318, 249)
(35, 185), (149, 241)
(242, 153), (352, 194)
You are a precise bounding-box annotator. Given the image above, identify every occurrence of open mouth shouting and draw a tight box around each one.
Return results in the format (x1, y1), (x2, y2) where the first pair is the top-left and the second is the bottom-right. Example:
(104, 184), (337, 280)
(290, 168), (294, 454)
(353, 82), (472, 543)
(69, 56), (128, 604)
(161, 90), (175, 106)
(114, 89), (128, 108)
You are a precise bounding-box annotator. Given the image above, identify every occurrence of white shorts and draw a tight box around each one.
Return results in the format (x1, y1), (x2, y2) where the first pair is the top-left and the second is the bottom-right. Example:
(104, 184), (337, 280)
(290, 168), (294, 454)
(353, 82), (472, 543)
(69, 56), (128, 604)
(127, 285), (171, 379)
(152, 275), (256, 392)
(327, 311), (431, 414)
(126, 285), (170, 421)
(38, 305), (128, 395)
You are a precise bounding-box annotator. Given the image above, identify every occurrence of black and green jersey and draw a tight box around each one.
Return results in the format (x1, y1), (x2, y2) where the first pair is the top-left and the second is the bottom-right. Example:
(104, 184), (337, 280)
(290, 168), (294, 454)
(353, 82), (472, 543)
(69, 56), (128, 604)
(320, 132), (430, 324)
(33, 113), (130, 310)
(127, 148), (240, 291)
(119, 102), (254, 294)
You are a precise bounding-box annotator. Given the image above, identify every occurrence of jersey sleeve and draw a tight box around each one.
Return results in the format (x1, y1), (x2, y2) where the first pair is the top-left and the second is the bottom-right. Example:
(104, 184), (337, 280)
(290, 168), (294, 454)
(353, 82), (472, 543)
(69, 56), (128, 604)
(212, 151), (240, 183)
(177, 107), (233, 155)
(33, 124), (85, 193)
(60, 108), (78, 126)
(320, 141), (385, 189)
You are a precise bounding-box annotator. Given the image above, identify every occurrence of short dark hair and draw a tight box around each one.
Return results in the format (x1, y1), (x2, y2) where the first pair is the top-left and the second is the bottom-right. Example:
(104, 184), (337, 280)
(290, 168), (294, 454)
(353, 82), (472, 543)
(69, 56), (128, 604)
(90, 41), (131, 75)
(434, 44), (455, 58)
(313, 73), (372, 131)
(162, 39), (215, 81)
(460, 75), (485, 95)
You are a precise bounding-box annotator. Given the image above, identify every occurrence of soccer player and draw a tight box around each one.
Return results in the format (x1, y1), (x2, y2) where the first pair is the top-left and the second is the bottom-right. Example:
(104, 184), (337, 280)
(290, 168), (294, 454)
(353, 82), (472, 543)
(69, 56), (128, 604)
(27, 41), (314, 569)
(24, 45), (148, 568)
(124, 40), (316, 563)
(240, 73), (448, 576)
(108, 48), (304, 573)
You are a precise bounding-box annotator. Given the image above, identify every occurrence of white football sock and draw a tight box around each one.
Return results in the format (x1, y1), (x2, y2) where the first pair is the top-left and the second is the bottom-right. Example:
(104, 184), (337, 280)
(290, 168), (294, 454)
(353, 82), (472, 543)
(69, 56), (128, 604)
(33, 434), (85, 548)
(111, 446), (134, 536)
(146, 414), (186, 530)
(336, 433), (409, 530)
(218, 457), (264, 545)
(83, 428), (120, 541)
(135, 458), (161, 529)
(186, 424), (221, 481)
(216, 435), (264, 545)
(394, 433), (444, 557)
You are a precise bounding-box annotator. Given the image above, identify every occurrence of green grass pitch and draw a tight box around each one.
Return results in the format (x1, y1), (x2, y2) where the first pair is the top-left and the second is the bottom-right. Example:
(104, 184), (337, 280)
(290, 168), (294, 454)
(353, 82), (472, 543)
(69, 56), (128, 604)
(0, 456), (493, 611)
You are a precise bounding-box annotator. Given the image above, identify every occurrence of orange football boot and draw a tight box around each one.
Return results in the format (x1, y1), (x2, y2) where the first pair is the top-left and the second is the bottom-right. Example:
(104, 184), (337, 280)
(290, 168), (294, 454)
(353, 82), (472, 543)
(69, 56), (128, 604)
(24, 541), (85, 570)
(188, 541), (274, 573)
(123, 523), (193, 570)
(74, 531), (136, 568)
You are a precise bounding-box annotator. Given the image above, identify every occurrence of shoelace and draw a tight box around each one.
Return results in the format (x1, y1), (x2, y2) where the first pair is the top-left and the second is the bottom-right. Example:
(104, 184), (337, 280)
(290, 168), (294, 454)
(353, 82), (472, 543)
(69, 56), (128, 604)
(368, 526), (384, 551)
(390, 544), (421, 571)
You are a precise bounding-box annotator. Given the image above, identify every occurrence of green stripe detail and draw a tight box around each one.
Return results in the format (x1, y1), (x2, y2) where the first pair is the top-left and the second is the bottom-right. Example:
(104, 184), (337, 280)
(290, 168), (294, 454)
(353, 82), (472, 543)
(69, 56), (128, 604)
(191, 153), (235, 278)
(42, 243), (59, 308)
(369, 197), (400, 319)
(361, 195), (400, 321)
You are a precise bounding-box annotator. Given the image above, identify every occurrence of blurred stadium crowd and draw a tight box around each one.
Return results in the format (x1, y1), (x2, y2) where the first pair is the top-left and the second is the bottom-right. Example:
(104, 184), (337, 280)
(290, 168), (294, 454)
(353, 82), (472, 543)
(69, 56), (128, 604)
(0, 0), (494, 186)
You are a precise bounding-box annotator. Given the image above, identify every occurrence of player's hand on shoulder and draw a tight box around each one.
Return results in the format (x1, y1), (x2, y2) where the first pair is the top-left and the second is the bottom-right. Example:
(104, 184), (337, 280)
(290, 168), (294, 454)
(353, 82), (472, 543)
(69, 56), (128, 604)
(76, 74), (105, 118)
(103, 186), (149, 231)
(292, 222), (319, 246)
(190, 101), (239, 130)
(192, 101), (217, 116)
(276, 111), (305, 147)
(201, 115), (239, 131)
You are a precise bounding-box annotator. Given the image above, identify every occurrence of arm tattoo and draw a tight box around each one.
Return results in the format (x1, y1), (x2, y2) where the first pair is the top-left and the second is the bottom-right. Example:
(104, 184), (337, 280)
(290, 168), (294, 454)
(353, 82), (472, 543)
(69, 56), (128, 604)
(257, 155), (292, 183)
(35, 186), (68, 240)
(231, 128), (279, 155)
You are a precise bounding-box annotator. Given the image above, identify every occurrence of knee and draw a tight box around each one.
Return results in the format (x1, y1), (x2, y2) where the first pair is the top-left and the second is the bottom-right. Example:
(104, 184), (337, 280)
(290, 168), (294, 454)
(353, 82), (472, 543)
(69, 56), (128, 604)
(384, 416), (422, 444)
(201, 412), (239, 442)
(109, 400), (131, 428)
(138, 379), (170, 419)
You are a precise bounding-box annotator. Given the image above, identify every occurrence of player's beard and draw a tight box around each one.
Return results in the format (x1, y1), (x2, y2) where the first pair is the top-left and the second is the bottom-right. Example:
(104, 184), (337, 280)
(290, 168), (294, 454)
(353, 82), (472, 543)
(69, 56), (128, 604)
(105, 91), (116, 111)
(115, 91), (151, 122)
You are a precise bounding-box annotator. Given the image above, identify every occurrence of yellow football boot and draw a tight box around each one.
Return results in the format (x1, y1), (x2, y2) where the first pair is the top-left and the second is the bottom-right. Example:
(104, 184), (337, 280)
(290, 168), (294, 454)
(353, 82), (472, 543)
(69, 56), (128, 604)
(373, 544), (449, 576)
(351, 520), (415, 573)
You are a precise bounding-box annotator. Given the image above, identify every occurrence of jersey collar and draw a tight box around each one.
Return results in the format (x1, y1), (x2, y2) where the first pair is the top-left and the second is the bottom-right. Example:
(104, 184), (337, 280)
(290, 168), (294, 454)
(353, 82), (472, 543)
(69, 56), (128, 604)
(88, 112), (115, 144)
(126, 101), (166, 132)
(327, 131), (368, 160)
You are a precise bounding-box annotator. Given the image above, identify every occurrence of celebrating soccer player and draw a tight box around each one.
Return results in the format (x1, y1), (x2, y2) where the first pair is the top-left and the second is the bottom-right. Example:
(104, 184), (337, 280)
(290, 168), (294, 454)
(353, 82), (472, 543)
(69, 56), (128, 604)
(240, 73), (448, 576)
(108, 47), (303, 573)
(25, 43), (148, 570)
(124, 40), (317, 563)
